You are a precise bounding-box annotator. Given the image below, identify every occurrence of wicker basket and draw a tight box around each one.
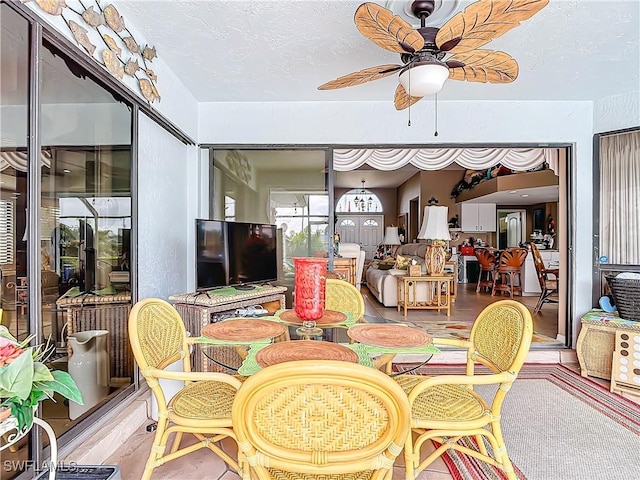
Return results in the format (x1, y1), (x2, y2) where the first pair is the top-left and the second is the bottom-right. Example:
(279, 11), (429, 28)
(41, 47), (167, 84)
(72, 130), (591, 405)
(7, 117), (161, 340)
(605, 275), (640, 322)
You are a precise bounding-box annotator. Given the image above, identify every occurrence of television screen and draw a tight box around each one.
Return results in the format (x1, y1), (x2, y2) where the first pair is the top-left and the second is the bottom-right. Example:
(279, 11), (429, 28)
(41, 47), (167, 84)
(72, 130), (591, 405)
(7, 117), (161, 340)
(227, 222), (277, 286)
(196, 219), (227, 290)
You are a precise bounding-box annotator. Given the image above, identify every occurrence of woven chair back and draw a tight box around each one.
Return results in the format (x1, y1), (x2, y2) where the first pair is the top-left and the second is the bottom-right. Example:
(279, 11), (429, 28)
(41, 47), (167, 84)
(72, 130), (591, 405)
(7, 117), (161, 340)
(496, 247), (528, 272)
(129, 298), (189, 373)
(325, 278), (365, 317)
(469, 300), (533, 374)
(474, 248), (496, 270)
(232, 360), (410, 479)
(530, 243), (554, 288)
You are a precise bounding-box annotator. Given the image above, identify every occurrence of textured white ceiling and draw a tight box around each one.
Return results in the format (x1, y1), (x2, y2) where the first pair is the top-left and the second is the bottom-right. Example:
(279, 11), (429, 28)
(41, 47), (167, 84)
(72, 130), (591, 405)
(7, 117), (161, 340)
(116, 0), (640, 103)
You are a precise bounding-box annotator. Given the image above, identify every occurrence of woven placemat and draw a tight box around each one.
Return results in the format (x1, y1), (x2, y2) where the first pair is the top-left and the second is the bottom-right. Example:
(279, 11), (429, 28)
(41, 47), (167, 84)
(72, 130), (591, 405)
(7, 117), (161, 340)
(279, 309), (347, 325)
(255, 340), (359, 367)
(202, 319), (286, 342)
(347, 324), (432, 348)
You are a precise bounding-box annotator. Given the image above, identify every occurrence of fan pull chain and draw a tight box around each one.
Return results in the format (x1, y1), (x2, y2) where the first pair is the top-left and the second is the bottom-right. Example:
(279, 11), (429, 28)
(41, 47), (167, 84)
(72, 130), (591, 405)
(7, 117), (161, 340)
(407, 68), (412, 127)
(434, 93), (438, 137)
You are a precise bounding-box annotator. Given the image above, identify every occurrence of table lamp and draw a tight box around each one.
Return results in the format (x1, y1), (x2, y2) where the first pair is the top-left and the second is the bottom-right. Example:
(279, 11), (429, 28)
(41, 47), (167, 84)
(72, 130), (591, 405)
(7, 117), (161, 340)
(383, 226), (401, 256)
(417, 205), (450, 275)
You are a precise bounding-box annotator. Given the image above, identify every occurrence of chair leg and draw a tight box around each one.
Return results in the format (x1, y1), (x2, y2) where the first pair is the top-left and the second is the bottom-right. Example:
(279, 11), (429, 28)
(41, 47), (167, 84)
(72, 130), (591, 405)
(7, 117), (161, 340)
(491, 423), (517, 480)
(508, 272), (514, 299)
(404, 436), (416, 480)
(142, 417), (169, 480)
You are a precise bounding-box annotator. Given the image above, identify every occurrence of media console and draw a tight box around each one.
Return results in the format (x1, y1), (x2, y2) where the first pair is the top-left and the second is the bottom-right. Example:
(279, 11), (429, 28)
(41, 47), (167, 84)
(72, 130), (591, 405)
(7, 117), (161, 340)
(169, 285), (287, 371)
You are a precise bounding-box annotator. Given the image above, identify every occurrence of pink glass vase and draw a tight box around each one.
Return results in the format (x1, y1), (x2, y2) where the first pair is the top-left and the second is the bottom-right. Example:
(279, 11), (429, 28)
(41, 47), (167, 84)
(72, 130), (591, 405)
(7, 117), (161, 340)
(293, 257), (328, 320)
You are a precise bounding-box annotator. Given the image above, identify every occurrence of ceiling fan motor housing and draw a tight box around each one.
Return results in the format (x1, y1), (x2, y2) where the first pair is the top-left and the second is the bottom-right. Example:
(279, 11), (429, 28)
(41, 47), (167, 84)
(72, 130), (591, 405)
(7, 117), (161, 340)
(410, 0), (436, 19)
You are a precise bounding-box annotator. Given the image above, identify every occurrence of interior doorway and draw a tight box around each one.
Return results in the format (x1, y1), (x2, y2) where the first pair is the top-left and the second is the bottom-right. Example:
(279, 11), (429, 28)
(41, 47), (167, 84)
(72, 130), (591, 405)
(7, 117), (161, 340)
(497, 209), (527, 250)
(409, 198), (419, 243)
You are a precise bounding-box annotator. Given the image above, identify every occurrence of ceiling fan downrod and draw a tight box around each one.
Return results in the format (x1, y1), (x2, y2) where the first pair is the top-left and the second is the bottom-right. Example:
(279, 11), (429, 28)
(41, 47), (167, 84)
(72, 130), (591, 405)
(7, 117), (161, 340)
(410, 1), (435, 28)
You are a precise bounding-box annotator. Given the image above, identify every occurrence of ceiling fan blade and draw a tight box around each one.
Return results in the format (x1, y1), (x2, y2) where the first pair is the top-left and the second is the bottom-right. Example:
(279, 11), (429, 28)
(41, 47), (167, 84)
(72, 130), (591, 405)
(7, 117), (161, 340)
(394, 84), (423, 111)
(355, 2), (425, 54)
(436, 0), (549, 53)
(318, 64), (403, 90)
(447, 50), (518, 83)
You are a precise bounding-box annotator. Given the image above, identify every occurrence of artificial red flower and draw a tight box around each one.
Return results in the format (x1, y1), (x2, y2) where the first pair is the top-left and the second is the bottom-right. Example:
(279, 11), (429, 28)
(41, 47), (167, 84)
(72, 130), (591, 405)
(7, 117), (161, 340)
(0, 344), (24, 367)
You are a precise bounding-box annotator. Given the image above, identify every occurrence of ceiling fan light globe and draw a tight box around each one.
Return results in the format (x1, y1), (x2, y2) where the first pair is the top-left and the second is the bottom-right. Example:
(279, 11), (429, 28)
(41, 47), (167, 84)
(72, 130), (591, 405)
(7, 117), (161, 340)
(399, 62), (449, 97)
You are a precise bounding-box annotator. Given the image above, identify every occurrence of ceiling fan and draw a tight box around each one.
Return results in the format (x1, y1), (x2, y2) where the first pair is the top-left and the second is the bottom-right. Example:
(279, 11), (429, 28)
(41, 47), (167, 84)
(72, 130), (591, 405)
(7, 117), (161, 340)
(318, 0), (549, 110)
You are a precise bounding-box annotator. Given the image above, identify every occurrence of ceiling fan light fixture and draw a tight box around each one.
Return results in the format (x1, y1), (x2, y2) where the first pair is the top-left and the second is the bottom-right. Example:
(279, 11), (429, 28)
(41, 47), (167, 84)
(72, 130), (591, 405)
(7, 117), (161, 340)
(399, 61), (449, 97)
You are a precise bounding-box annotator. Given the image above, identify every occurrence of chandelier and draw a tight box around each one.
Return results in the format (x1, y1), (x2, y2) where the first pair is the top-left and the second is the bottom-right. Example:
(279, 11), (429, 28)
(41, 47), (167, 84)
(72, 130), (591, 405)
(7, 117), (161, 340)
(353, 179), (373, 212)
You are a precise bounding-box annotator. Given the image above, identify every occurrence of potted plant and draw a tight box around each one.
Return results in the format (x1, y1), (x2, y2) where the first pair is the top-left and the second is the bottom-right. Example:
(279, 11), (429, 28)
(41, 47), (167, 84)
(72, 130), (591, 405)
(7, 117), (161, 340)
(0, 326), (83, 433)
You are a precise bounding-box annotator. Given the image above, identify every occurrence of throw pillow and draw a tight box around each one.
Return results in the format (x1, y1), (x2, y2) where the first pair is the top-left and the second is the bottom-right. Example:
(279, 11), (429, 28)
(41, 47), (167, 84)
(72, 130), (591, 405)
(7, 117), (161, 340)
(377, 262), (394, 270)
(395, 254), (411, 270)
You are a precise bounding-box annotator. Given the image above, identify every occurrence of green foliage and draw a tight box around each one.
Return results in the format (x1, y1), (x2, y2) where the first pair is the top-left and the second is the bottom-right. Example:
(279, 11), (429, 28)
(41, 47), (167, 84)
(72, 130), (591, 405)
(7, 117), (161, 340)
(0, 325), (83, 430)
(285, 229), (327, 258)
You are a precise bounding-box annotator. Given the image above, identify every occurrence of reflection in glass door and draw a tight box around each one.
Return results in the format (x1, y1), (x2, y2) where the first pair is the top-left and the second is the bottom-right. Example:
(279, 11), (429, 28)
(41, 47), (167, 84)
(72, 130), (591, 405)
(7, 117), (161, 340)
(39, 38), (133, 432)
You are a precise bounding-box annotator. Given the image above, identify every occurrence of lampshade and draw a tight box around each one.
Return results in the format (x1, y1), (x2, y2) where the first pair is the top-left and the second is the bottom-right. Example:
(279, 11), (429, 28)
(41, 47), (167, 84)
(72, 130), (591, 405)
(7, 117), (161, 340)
(399, 61), (449, 97)
(383, 226), (401, 245)
(417, 206), (451, 241)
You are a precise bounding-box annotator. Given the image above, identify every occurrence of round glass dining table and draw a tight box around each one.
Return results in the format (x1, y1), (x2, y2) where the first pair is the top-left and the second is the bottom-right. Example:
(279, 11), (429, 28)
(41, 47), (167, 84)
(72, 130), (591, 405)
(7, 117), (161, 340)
(198, 314), (439, 376)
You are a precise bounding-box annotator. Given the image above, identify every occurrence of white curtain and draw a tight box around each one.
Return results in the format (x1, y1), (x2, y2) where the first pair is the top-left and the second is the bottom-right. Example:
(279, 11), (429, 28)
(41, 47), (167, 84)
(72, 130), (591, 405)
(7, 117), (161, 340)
(0, 151), (52, 172)
(599, 131), (640, 265)
(334, 148), (558, 173)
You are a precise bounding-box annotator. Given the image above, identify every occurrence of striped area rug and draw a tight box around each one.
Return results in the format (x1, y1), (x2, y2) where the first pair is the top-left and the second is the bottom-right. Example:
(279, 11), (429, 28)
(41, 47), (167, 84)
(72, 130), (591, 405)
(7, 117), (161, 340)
(394, 363), (640, 480)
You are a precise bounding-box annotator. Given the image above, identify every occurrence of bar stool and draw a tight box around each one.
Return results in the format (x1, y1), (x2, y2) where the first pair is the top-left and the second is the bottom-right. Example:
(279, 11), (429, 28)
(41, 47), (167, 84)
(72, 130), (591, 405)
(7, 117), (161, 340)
(474, 248), (496, 293)
(491, 247), (528, 298)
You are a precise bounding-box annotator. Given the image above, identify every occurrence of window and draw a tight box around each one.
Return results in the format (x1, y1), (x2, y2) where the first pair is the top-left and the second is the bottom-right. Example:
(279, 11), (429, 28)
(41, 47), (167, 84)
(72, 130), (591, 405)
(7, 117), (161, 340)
(336, 188), (383, 213)
(339, 219), (356, 227)
(598, 130), (640, 265)
(211, 149), (329, 275)
(363, 219), (379, 226)
(225, 195), (236, 221)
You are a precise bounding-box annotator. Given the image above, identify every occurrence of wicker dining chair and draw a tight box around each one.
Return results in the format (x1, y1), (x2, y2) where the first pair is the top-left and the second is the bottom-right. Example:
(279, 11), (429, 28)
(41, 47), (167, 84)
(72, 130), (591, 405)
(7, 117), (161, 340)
(491, 247), (528, 298)
(324, 278), (393, 372)
(530, 243), (559, 314)
(325, 278), (365, 317)
(474, 248), (497, 293)
(232, 360), (411, 480)
(128, 298), (243, 480)
(397, 300), (533, 480)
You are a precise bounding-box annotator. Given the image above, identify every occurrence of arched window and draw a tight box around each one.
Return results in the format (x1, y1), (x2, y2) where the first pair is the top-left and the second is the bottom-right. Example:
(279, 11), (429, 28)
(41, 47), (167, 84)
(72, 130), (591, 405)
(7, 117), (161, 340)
(336, 188), (383, 213)
(339, 219), (356, 227)
(363, 219), (379, 226)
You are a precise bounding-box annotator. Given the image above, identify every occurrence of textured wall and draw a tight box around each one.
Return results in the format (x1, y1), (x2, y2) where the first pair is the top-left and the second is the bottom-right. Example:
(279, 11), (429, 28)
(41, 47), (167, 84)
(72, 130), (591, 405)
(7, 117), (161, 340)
(594, 91), (640, 133)
(25, 0), (199, 139)
(137, 113), (197, 300)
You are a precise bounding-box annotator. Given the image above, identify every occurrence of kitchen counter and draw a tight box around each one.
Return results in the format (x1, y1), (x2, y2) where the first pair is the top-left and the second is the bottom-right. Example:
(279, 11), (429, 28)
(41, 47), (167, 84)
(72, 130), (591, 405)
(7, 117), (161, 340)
(523, 249), (559, 295)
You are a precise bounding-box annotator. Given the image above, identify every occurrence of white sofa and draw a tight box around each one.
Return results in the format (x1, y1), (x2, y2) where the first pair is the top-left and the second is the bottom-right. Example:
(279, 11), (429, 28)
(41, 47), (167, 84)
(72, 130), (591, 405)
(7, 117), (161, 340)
(337, 243), (366, 289)
(365, 244), (429, 307)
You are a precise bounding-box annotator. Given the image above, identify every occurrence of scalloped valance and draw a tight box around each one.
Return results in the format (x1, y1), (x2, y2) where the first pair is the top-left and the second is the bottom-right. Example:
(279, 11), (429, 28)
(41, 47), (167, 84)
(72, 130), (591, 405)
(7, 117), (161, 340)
(0, 151), (52, 172)
(334, 148), (558, 174)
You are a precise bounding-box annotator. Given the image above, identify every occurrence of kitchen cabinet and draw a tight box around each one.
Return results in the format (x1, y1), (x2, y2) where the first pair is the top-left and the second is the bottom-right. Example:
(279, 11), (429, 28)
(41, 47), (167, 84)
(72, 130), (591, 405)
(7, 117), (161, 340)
(460, 203), (497, 232)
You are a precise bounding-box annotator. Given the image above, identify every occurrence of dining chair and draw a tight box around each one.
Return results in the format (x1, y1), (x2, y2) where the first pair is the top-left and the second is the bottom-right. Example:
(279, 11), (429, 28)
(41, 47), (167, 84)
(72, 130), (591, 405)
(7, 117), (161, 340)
(232, 360), (411, 480)
(396, 300), (533, 480)
(491, 247), (528, 298)
(530, 243), (559, 314)
(325, 278), (365, 317)
(474, 248), (496, 293)
(324, 278), (394, 371)
(128, 298), (243, 480)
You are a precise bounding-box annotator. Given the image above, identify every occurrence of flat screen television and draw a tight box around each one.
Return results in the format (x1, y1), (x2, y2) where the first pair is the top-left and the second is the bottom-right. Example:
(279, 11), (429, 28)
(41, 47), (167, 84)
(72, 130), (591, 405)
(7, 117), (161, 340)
(227, 221), (278, 286)
(196, 219), (227, 290)
(195, 219), (278, 290)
